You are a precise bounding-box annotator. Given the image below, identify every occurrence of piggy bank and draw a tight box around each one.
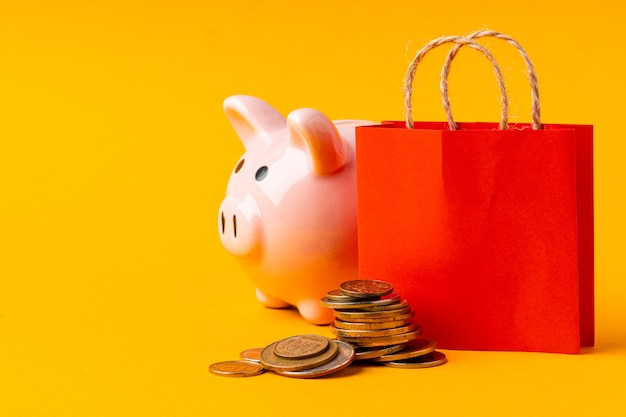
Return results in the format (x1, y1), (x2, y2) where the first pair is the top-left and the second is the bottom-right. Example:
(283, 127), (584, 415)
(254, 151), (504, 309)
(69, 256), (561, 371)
(218, 95), (372, 324)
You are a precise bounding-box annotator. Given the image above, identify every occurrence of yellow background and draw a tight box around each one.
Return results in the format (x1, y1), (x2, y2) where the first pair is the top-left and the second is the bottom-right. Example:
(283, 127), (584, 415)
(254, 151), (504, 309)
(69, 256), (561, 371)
(1, 1), (625, 415)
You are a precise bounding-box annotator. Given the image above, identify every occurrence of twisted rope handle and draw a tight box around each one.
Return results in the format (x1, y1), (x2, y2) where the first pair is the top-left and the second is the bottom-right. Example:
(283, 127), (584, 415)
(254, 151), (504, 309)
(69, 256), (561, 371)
(441, 30), (542, 130)
(404, 36), (509, 130)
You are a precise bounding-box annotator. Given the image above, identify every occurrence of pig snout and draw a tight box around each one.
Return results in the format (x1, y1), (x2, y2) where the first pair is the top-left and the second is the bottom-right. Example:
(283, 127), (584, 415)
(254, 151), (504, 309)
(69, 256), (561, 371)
(218, 194), (262, 259)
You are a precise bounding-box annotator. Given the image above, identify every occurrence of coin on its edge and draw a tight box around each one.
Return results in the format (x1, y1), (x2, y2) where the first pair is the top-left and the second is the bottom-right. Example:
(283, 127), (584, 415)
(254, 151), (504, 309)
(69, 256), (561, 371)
(274, 340), (355, 379)
(209, 360), (265, 377)
(382, 350), (448, 368)
(339, 279), (394, 299)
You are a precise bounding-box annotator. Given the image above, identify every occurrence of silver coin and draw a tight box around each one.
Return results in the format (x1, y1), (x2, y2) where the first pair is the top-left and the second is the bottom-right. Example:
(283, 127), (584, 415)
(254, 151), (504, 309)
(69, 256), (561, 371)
(324, 289), (366, 302)
(321, 293), (401, 310)
(382, 350), (448, 368)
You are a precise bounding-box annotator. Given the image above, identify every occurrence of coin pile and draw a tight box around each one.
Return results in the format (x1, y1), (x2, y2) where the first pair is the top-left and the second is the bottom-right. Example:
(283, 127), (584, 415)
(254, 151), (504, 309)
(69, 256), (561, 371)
(320, 279), (447, 368)
(209, 334), (355, 378)
(209, 280), (446, 378)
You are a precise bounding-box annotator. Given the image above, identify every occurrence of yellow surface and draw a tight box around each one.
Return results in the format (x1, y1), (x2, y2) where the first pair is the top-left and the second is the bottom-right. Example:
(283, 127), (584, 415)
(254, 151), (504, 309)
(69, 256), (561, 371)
(1, 1), (625, 415)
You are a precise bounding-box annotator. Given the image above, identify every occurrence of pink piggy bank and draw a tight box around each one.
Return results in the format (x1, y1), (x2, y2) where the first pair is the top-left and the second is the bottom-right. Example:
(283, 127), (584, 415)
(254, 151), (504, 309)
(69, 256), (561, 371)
(218, 95), (371, 324)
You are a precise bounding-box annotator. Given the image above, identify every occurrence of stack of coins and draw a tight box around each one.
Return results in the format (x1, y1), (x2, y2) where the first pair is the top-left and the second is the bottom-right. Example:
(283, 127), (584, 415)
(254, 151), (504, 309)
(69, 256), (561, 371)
(320, 279), (447, 368)
(209, 334), (355, 378)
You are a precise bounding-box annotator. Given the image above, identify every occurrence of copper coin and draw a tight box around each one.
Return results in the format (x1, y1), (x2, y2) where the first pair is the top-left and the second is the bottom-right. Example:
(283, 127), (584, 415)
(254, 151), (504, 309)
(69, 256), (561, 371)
(353, 343), (408, 360)
(273, 334), (329, 359)
(239, 348), (263, 363)
(274, 341), (355, 379)
(339, 280), (394, 299)
(371, 339), (437, 362)
(260, 338), (339, 372)
(209, 360), (265, 377)
(382, 350), (448, 368)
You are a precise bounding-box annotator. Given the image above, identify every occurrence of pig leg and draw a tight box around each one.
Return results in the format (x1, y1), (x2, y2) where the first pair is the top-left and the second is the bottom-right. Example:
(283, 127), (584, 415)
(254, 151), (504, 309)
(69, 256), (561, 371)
(297, 299), (335, 325)
(256, 288), (290, 309)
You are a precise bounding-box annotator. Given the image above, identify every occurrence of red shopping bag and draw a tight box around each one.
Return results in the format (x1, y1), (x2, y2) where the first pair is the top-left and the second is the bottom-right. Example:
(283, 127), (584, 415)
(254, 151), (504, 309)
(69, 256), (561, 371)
(356, 32), (594, 353)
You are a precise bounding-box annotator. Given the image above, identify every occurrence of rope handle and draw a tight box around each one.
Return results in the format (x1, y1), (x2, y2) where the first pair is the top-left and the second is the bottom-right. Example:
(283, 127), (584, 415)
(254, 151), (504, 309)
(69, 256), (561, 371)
(404, 36), (508, 130)
(441, 30), (542, 130)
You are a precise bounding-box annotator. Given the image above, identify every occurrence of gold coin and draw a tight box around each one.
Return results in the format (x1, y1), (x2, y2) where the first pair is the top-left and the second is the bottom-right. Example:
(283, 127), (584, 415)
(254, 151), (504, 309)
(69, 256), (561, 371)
(273, 334), (329, 359)
(274, 341), (355, 379)
(359, 298), (409, 312)
(260, 338), (339, 372)
(239, 348), (263, 363)
(353, 343), (408, 360)
(330, 321), (420, 338)
(334, 307), (413, 321)
(371, 339), (437, 362)
(339, 279), (394, 299)
(339, 329), (422, 347)
(333, 318), (413, 330)
(209, 360), (265, 377)
(324, 289), (366, 302)
(335, 310), (415, 323)
(321, 293), (400, 310)
(382, 350), (447, 368)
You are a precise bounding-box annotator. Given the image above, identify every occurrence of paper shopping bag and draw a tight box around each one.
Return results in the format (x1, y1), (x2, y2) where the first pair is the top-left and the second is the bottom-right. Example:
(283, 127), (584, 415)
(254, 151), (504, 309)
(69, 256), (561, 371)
(355, 32), (594, 353)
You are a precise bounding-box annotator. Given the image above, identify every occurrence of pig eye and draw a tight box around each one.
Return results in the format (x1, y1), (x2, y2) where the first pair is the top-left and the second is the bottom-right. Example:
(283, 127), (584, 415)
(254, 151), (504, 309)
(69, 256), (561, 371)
(255, 166), (268, 181)
(234, 159), (245, 173)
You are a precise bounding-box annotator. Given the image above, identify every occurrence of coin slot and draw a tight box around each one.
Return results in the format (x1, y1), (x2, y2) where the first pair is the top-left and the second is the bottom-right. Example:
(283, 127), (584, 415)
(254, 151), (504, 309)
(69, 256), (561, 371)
(221, 212), (225, 234)
(233, 215), (237, 238)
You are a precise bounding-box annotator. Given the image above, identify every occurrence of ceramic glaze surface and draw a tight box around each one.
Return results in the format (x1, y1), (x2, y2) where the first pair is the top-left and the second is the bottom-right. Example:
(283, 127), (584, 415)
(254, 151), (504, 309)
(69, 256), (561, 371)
(218, 95), (372, 324)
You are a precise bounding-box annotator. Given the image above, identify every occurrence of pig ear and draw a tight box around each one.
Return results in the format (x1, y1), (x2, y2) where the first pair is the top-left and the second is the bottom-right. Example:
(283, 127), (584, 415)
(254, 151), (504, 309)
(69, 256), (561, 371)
(223, 95), (286, 149)
(287, 108), (349, 175)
